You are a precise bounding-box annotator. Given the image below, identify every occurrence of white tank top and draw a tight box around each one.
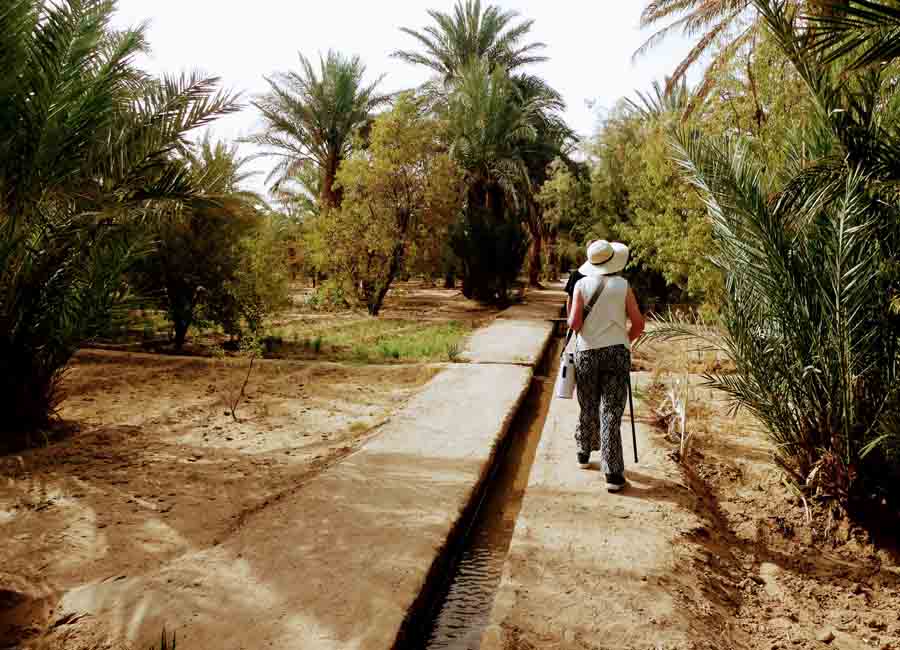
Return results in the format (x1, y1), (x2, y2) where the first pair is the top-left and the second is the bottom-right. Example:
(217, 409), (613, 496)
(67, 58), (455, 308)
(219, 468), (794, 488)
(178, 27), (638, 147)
(574, 275), (629, 351)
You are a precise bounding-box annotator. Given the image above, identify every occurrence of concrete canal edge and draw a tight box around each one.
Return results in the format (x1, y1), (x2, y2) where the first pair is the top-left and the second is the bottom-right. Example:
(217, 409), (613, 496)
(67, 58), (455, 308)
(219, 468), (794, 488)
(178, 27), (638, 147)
(49, 288), (564, 650)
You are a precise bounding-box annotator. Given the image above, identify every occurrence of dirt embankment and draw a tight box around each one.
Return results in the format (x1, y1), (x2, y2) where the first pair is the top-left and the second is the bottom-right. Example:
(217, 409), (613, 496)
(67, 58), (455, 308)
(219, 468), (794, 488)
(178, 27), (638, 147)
(642, 375), (900, 650)
(0, 350), (436, 648)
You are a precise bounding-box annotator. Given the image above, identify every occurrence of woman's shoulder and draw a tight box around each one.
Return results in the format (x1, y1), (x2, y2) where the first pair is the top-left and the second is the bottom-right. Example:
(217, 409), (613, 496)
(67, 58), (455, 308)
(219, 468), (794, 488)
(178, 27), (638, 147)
(576, 274), (627, 288)
(574, 274), (594, 293)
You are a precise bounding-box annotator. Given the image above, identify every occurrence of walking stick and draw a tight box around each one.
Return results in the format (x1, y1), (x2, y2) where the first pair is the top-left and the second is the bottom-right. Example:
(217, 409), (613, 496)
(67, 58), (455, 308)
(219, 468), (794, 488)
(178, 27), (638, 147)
(627, 373), (639, 464)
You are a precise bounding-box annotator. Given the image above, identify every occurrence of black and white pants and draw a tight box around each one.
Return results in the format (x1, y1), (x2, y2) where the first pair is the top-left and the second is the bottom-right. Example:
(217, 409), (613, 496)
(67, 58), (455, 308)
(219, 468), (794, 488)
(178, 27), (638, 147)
(574, 344), (630, 474)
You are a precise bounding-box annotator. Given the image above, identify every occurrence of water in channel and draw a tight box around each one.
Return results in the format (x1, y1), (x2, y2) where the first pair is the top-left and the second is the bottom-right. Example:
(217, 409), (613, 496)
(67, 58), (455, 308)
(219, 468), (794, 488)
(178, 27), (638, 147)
(422, 340), (560, 649)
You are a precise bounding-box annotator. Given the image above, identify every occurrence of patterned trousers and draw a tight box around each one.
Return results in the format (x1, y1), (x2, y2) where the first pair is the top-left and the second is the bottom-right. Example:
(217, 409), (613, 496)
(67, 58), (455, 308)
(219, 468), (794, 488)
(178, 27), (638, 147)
(574, 344), (630, 474)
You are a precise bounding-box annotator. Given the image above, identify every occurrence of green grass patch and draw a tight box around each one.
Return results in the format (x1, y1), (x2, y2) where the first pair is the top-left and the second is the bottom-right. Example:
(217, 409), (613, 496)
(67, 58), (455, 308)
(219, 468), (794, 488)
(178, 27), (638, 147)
(275, 318), (471, 362)
(350, 321), (471, 363)
(91, 308), (472, 365)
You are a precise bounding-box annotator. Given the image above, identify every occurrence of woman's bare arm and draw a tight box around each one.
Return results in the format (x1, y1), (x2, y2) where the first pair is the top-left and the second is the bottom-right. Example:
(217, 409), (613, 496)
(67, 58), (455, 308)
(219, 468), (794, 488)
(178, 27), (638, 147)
(626, 288), (645, 342)
(568, 287), (584, 332)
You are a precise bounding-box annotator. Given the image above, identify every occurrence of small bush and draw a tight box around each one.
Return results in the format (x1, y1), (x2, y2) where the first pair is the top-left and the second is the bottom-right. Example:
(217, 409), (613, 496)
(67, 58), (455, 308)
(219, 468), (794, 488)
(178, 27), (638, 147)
(305, 279), (352, 312)
(378, 343), (401, 360)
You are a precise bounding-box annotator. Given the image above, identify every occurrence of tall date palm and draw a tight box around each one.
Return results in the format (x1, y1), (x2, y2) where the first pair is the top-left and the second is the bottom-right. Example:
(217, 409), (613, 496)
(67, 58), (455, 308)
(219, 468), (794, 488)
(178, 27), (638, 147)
(652, 0), (900, 505)
(246, 51), (389, 211)
(392, 0), (547, 82)
(805, 0), (900, 69)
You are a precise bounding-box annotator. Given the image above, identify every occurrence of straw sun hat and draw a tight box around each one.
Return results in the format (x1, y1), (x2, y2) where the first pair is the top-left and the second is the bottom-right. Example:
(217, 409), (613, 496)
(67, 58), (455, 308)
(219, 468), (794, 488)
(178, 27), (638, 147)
(578, 240), (629, 276)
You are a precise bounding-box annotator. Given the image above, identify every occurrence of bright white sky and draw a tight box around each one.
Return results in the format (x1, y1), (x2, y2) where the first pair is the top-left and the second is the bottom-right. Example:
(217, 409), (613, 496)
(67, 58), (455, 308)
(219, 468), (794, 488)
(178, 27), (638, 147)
(112, 1), (695, 195)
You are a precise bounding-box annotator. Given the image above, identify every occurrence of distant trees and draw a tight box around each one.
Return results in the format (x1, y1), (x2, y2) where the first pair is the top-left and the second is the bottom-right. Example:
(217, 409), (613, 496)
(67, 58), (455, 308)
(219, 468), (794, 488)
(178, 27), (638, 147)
(129, 136), (289, 348)
(396, 1), (573, 302)
(313, 96), (463, 315)
(536, 158), (591, 283)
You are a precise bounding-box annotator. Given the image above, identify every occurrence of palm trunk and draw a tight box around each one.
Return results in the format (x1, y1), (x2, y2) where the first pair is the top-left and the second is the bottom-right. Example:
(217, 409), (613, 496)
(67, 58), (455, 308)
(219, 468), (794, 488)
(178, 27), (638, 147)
(321, 156), (343, 210)
(528, 228), (543, 287)
(547, 230), (560, 282)
(168, 282), (196, 350)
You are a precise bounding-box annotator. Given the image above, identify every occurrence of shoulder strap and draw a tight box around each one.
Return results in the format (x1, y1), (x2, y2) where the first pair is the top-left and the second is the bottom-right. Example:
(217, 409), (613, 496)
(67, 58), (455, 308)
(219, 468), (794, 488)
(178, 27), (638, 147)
(562, 276), (608, 354)
(583, 276), (608, 319)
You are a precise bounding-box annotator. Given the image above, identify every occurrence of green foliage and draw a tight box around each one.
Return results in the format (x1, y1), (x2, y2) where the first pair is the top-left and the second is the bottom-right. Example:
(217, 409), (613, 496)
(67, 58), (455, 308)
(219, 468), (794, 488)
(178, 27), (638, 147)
(304, 279), (353, 312)
(129, 135), (277, 347)
(445, 62), (544, 213)
(0, 0), (237, 439)
(616, 116), (722, 306)
(806, 0), (900, 70)
(233, 215), (293, 334)
(446, 342), (462, 361)
(537, 160), (589, 237)
(439, 60), (568, 301)
(586, 91), (722, 311)
(536, 159), (592, 279)
(702, 28), (817, 170)
(635, 0), (806, 112)
(198, 214), (291, 341)
(398, 2), (571, 300)
(320, 95), (464, 315)
(351, 322), (471, 363)
(1, 216), (137, 439)
(651, 0), (900, 506)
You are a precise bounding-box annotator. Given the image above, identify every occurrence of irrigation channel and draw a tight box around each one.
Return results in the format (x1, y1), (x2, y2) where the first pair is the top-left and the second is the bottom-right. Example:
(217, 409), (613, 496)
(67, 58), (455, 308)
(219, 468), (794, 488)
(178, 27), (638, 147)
(405, 335), (562, 650)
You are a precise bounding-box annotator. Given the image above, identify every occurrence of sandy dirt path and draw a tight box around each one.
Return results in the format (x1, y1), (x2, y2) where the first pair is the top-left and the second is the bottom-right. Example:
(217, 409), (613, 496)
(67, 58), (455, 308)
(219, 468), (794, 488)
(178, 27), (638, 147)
(482, 373), (731, 650)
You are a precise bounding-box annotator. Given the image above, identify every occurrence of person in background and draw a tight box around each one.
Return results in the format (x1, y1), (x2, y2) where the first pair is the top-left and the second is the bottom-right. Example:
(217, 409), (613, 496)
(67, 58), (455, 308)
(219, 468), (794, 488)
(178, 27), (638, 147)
(567, 240), (645, 492)
(564, 240), (592, 316)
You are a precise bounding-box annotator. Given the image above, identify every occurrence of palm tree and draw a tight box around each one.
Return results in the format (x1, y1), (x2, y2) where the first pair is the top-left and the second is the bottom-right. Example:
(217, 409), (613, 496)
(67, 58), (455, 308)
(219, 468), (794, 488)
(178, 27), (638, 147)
(393, 0), (547, 82)
(625, 77), (699, 120)
(0, 0), (238, 439)
(398, 2), (568, 299)
(445, 63), (547, 214)
(635, 0), (758, 91)
(187, 134), (263, 201)
(653, 0), (900, 504)
(516, 76), (576, 285)
(634, 0), (822, 103)
(272, 160), (322, 222)
(246, 51), (389, 211)
(444, 62), (571, 299)
(805, 0), (900, 69)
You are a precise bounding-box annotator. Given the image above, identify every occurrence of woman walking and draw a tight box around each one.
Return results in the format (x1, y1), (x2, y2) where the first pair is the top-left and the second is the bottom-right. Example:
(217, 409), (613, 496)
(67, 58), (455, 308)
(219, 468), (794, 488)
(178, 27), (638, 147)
(567, 240), (645, 492)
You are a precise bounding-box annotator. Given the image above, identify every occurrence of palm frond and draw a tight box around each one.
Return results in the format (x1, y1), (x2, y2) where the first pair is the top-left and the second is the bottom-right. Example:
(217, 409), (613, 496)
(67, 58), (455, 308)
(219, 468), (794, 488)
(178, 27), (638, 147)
(806, 0), (900, 69)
